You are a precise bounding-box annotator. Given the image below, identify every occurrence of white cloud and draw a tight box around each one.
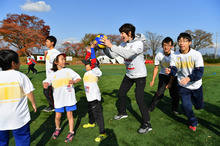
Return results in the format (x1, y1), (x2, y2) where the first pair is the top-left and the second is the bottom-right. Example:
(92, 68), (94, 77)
(57, 38), (80, 47)
(20, 0), (51, 12)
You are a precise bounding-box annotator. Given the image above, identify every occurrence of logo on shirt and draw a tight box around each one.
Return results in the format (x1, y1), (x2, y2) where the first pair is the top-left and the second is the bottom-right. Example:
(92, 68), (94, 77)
(85, 86), (89, 93)
(66, 72), (70, 77)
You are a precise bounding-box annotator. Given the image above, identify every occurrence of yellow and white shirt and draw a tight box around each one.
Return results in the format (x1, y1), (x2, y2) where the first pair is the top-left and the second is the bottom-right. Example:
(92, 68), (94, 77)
(43, 68), (81, 108)
(0, 70), (34, 130)
(45, 49), (60, 77)
(170, 49), (204, 90)
(83, 67), (102, 102)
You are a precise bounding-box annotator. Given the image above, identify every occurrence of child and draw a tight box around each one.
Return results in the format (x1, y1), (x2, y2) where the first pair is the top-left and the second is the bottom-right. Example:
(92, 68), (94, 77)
(0, 50), (37, 146)
(43, 36), (61, 112)
(26, 52), (37, 74)
(102, 23), (151, 134)
(43, 52), (81, 142)
(149, 37), (180, 114)
(82, 43), (107, 142)
(165, 32), (204, 131)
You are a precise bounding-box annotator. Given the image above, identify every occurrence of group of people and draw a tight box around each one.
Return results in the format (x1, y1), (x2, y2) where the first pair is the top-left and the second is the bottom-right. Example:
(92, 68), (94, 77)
(0, 23), (204, 145)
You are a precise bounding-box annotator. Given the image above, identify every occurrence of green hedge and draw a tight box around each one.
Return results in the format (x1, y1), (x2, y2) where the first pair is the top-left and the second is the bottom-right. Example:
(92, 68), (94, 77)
(204, 59), (220, 64)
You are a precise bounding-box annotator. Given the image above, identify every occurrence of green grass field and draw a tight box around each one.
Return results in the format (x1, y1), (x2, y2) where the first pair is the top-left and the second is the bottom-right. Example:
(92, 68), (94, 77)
(9, 64), (220, 146)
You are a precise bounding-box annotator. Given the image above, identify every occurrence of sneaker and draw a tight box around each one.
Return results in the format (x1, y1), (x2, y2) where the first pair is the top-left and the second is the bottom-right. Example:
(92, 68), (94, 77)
(95, 133), (107, 142)
(65, 132), (74, 142)
(172, 110), (180, 115)
(114, 114), (128, 120)
(138, 123), (152, 134)
(43, 106), (55, 112)
(52, 128), (61, 139)
(83, 123), (95, 128)
(189, 125), (197, 131)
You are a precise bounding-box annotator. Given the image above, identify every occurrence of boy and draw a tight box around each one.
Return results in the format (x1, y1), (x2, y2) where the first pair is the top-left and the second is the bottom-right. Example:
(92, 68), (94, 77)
(0, 50), (37, 146)
(102, 23), (151, 134)
(149, 37), (180, 114)
(82, 44), (107, 142)
(43, 36), (60, 112)
(165, 32), (204, 131)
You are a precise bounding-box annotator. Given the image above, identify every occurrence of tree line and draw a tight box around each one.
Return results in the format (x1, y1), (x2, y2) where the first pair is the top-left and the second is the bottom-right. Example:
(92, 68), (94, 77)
(0, 14), (214, 60)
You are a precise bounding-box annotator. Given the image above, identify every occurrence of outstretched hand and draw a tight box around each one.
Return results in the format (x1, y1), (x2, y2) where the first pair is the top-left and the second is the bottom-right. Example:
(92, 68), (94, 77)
(102, 37), (113, 48)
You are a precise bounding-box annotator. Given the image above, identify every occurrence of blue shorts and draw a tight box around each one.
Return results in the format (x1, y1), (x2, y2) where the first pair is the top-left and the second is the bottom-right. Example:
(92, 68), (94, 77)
(0, 122), (30, 146)
(55, 105), (77, 113)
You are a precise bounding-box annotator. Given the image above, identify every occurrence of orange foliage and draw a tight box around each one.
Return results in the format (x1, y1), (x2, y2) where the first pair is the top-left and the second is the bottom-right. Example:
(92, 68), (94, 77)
(0, 13), (50, 55)
(61, 42), (85, 57)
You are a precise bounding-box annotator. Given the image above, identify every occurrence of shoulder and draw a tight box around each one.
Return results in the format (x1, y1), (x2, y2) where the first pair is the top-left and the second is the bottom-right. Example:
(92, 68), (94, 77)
(52, 49), (61, 53)
(189, 49), (202, 56)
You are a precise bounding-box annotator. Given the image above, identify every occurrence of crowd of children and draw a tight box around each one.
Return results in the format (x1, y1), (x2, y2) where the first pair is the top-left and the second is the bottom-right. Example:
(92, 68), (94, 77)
(0, 23), (204, 145)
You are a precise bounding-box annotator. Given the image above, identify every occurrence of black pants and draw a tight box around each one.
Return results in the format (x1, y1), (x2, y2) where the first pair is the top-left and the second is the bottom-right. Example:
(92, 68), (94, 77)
(28, 64), (37, 73)
(43, 85), (54, 108)
(150, 74), (180, 111)
(118, 75), (150, 123)
(87, 100), (105, 134)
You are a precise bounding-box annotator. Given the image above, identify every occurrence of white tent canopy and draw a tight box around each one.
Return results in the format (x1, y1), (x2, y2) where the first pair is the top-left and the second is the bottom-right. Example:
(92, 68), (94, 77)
(97, 55), (124, 64)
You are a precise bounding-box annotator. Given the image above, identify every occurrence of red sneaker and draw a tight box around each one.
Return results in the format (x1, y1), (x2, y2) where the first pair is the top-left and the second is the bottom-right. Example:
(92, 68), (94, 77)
(189, 125), (197, 131)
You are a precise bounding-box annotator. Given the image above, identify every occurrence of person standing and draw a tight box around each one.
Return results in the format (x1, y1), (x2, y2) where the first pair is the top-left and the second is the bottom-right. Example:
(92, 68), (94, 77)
(82, 43), (107, 142)
(0, 50), (37, 146)
(43, 36), (60, 112)
(149, 37), (180, 114)
(165, 32), (204, 131)
(102, 23), (151, 134)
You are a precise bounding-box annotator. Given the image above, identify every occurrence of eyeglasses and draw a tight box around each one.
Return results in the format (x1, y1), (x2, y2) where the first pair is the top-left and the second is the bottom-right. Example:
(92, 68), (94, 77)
(178, 40), (189, 43)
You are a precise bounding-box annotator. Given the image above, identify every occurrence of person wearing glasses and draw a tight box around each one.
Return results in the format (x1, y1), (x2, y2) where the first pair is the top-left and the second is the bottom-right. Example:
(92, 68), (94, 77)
(165, 32), (204, 131)
(149, 37), (180, 115)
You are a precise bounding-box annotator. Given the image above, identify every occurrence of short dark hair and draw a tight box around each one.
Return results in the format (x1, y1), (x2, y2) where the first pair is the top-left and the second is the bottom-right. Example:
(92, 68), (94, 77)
(177, 32), (192, 42)
(0, 50), (19, 70)
(162, 37), (174, 46)
(119, 23), (136, 39)
(46, 36), (57, 47)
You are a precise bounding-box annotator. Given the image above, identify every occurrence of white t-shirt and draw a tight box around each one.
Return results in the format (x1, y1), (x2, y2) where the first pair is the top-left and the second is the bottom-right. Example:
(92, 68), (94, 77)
(154, 50), (174, 75)
(45, 49), (60, 77)
(83, 67), (102, 102)
(170, 49), (204, 90)
(0, 70), (34, 130)
(43, 68), (81, 108)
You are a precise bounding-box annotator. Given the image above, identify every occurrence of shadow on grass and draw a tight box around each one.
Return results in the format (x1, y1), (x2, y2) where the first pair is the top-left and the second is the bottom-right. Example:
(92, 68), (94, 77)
(99, 128), (119, 146)
(103, 88), (153, 126)
(153, 94), (220, 136)
(203, 102), (220, 117)
(30, 111), (55, 146)
(73, 96), (88, 133)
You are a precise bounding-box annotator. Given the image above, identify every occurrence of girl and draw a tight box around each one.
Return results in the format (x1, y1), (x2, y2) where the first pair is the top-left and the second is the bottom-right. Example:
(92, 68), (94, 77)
(43, 53), (81, 143)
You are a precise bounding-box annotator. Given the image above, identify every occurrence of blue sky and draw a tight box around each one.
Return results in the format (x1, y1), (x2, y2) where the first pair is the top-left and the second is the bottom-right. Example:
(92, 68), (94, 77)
(0, 0), (220, 54)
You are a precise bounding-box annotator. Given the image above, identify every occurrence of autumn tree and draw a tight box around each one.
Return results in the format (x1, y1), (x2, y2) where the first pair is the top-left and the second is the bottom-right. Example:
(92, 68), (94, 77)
(81, 33), (98, 47)
(61, 42), (85, 57)
(0, 39), (9, 50)
(0, 13), (50, 55)
(145, 31), (163, 60)
(106, 34), (122, 46)
(185, 29), (213, 50)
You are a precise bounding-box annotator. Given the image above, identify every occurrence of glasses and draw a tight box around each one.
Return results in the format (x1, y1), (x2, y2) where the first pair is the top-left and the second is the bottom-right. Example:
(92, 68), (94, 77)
(178, 40), (189, 43)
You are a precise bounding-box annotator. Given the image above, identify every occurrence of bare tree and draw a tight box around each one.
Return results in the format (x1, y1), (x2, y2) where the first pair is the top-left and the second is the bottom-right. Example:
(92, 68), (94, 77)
(185, 29), (213, 50)
(145, 31), (163, 60)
